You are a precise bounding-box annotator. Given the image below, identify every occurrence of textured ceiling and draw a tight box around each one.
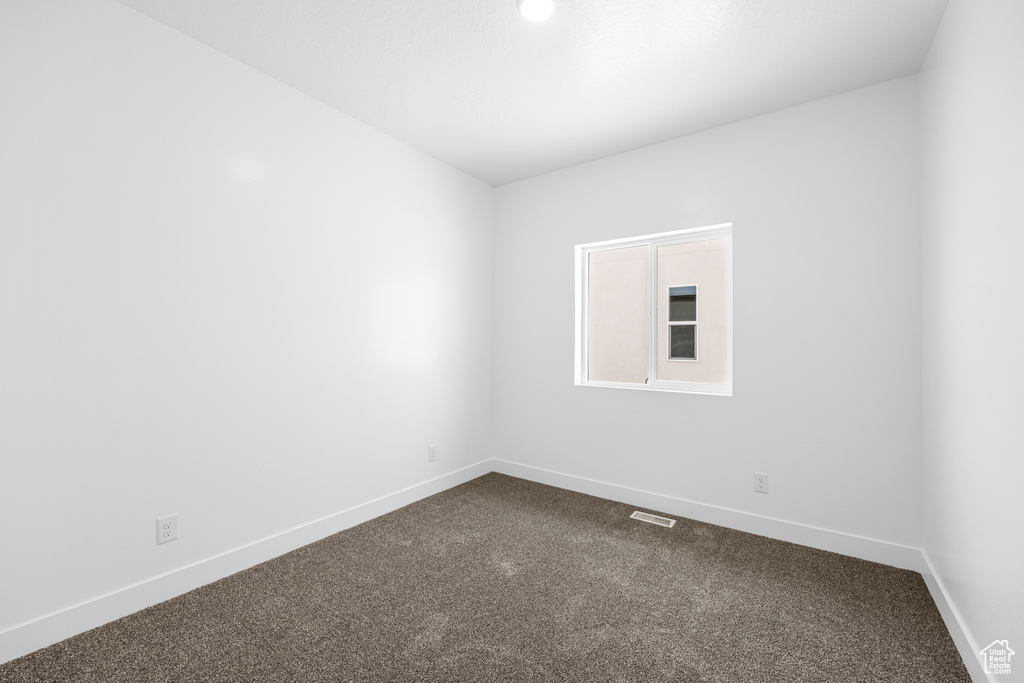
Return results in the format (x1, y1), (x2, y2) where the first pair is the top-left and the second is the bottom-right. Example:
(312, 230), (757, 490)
(113, 0), (949, 186)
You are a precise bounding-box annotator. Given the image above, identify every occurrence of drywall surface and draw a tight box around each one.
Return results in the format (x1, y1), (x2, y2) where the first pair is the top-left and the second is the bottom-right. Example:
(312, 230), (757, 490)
(0, 0), (493, 648)
(493, 77), (922, 547)
(920, 0), (1024, 670)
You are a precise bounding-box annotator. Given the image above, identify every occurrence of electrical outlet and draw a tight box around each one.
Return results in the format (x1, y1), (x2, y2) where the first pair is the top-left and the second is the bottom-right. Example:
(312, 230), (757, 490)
(428, 445), (437, 462)
(157, 514), (178, 545)
(753, 472), (769, 494)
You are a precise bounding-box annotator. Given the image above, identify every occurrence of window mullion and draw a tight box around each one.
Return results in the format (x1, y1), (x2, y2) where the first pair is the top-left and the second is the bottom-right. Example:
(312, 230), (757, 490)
(648, 242), (658, 385)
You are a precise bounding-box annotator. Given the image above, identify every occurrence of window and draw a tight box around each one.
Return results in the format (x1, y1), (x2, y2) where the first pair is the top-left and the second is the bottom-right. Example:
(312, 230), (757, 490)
(574, 223), (732, 395)
(667, 285), (697, 361)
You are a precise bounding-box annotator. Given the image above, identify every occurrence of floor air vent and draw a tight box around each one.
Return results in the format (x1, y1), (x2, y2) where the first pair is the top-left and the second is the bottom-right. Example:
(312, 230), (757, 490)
(630, 511), (676, 528)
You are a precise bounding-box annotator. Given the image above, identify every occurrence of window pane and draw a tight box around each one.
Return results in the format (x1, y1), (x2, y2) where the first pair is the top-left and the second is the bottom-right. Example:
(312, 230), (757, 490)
(668, 286), (697, 322)
(587, 245), (650, 384)
(669, 324), (696, 360)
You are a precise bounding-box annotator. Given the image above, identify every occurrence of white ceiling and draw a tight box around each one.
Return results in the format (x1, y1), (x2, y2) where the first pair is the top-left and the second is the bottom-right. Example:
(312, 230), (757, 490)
(114, 0), (949, 186)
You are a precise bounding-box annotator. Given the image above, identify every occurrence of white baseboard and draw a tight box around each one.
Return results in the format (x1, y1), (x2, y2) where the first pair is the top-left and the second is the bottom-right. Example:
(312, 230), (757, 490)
(1, 457), (985, 683)
(920, 552), (990, 683)
(0, 459), (493, 666)
(493, 460), (992, 679)
(491, 459), (924, 571)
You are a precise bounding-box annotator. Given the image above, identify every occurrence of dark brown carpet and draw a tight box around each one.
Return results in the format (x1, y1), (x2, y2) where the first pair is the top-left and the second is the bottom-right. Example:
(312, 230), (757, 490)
(1, 473), (970, 682)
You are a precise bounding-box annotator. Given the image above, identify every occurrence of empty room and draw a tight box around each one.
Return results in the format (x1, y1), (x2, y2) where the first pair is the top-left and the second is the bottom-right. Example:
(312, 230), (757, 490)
(1, 0), (1021, 681)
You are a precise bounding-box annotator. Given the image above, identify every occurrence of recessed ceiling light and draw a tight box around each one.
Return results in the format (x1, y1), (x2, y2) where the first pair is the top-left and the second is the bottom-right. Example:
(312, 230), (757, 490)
(517, 0), (556, 22)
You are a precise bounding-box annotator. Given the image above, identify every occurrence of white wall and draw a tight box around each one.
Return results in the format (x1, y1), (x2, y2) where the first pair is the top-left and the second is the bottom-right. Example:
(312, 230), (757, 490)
(493, 77), (923, 548)
(920, 0), (1024, 671)
(0, 0), (493, 656)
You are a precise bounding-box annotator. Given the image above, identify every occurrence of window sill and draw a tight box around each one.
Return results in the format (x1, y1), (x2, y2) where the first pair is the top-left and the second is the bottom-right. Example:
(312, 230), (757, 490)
(575, 379), (732, 396)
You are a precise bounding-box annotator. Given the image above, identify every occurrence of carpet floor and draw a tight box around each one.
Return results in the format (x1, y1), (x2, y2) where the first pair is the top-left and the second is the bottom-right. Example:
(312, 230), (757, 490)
(0, 473), (971, 682)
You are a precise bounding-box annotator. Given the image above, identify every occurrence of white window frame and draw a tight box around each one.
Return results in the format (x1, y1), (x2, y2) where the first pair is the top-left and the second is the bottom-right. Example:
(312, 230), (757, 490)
(667, 284), (698, 362)
(574, 223), (732, 396)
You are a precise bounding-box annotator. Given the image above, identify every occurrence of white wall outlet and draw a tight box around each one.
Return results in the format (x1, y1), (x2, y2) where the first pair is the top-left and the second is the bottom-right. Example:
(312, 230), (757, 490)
(428, 445), (437, 462)
(753, 472), (769, 494)
(157, 514), (178, 544)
